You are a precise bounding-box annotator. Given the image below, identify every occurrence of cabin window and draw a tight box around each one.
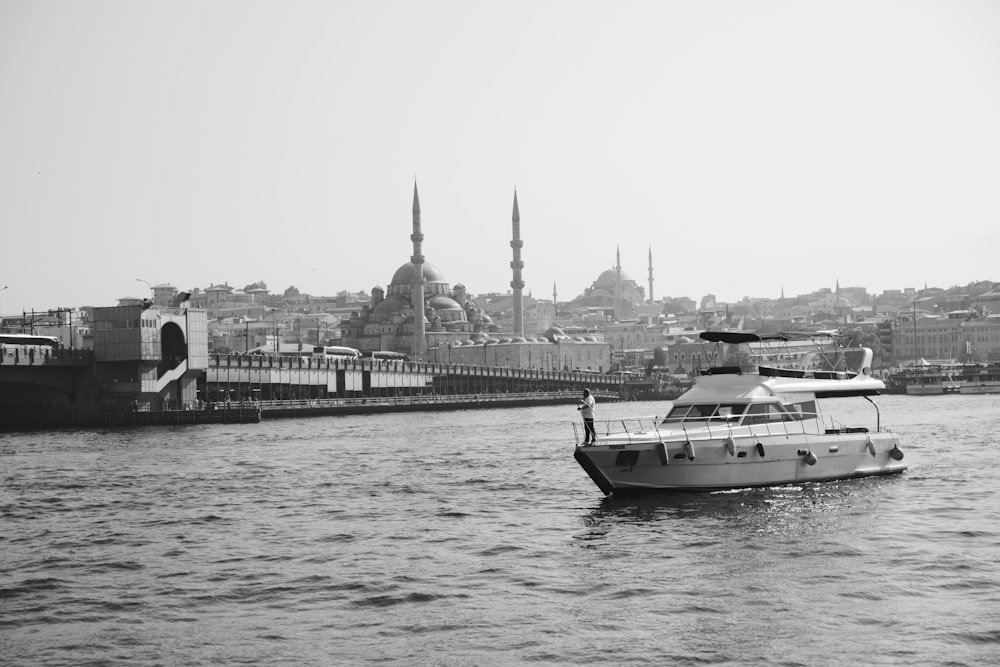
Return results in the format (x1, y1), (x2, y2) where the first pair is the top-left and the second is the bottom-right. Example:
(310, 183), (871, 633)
(716, 404), (747, 420)
(741, 403), (793, 425)
(662, 403), (747, 424)
(783, 400), (817, 420)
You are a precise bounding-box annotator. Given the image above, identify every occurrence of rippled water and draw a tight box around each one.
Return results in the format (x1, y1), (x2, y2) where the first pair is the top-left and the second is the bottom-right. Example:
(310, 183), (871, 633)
(2, 394), (999, 666)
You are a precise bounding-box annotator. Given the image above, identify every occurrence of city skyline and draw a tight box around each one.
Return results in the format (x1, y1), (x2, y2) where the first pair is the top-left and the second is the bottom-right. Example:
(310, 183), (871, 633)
(3, 269), (996, 317)
(2, 1), (998, 310)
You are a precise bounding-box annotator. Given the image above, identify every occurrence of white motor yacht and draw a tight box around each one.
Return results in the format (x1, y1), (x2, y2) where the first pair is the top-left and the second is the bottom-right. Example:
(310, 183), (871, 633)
(574, 331), (906, 495)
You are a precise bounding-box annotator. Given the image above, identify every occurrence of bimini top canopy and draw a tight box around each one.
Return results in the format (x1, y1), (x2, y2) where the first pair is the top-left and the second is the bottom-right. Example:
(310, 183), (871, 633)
(699, 331), (834, 345)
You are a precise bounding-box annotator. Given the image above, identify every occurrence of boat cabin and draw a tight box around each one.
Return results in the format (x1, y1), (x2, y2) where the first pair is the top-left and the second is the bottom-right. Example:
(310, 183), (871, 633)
(662, 398), (818, 429)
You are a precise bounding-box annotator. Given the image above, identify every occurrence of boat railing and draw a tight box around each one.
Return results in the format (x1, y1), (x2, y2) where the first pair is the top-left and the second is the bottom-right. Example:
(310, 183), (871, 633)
(572, 416), (663, 445)
(575, 410), (881, 445)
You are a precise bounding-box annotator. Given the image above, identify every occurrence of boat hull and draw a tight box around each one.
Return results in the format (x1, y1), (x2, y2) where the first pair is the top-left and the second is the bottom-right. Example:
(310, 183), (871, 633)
(574, 431), (906, 495)
(959, 382), (1000, 395)
(906, 384), (944, 395)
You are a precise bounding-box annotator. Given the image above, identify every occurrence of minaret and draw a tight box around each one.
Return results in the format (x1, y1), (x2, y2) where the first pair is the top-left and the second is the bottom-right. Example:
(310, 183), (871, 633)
(647, 246), (654, 304)
(410, 182), (426, 356)
(509, 190), (525, 337)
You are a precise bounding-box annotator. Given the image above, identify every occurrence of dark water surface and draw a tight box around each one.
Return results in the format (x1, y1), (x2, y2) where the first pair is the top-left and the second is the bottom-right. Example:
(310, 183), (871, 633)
(3, 395), (999, 666)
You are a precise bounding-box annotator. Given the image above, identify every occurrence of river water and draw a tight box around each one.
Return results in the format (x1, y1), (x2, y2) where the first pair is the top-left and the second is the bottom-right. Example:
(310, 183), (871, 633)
(2, 394), (999, 666)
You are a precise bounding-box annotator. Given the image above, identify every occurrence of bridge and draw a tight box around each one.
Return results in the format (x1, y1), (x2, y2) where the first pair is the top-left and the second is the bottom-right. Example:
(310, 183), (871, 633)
(203, 354), (625, 403)
(0, 351), (634, 428)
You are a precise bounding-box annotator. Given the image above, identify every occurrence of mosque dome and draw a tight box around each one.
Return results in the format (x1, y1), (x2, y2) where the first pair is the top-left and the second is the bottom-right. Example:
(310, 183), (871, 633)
(371, 294), (410, 318)
(429, 295), (463, 311)
(429, 295), (467, 323)
(387, 261), (451, 298)
(595, 267), (634, 286)
(390, 261), (447, 286)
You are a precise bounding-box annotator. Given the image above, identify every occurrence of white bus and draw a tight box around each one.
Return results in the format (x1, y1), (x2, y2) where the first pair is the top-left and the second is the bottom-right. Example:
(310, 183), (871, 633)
(312, 345), (361, 360)
(364, 350), (410, 362)
(0, 334), (60, 362)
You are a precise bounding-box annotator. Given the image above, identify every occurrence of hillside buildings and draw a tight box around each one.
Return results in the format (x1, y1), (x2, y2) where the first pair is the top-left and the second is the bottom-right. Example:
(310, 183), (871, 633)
(4, 183), (998, 371)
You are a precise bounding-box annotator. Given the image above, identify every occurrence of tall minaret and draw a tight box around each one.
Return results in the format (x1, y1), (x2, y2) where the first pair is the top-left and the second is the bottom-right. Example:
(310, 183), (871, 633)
(509, 190), (525, 337)
(410, 182), (426, 356)
(647, 246), (654, 304)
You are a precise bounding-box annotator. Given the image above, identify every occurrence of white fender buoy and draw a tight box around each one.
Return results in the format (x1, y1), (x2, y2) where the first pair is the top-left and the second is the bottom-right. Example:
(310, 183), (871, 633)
(865, 437), (876, 457)
(804, 451), (817, 466)
(684, 441), (695, 461)
(890, 445), (904, 461)
(725, 435), (736, 456)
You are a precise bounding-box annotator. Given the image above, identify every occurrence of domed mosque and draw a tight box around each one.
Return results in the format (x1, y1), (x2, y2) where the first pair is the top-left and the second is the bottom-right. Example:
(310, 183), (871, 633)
(340, 183), (612, 372)
(340, 184), (500, 355)
(564, 246), (647, 319)
(365, 262), (493, 333)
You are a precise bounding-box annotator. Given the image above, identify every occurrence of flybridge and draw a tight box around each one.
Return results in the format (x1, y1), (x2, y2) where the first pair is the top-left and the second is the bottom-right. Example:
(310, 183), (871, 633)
(694, 330), (884, 399)
(698, 330), (868, 375)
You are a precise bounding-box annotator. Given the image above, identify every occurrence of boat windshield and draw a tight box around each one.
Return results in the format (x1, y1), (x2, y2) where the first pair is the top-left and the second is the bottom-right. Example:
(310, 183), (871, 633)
(782, 399), (818, 421)
(741, 402), (796, 425)
(663, 402), (803, 426)
(662, 403), (747, 425)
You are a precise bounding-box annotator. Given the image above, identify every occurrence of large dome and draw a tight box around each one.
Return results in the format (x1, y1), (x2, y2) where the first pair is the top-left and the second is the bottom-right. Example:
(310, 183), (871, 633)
(371, 294), (410, 317)
(429, 295), (463, 311)
(595, 267), (633, 285)
(429, 295), (467, 323)
(387, 261), (451, 298)
(390, 261), (447, 286)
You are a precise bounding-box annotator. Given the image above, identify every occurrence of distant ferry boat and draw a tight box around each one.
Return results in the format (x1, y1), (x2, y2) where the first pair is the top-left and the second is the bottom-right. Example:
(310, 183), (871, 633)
(886, 362), (1000, 395)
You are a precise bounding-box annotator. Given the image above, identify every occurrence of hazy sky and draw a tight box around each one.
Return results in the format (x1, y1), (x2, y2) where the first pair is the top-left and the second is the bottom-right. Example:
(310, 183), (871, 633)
(2, 0), (998, 312)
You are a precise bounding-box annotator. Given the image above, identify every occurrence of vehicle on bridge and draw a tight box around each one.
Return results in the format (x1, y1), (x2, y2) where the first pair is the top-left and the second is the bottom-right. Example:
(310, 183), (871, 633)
(312, 345), (362, 360)
(364, 350), (410, 362)
(0, 333), (60, 364)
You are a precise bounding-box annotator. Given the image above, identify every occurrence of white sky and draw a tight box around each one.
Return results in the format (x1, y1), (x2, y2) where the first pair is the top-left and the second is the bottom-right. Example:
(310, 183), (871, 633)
(2, 0), (998, 312)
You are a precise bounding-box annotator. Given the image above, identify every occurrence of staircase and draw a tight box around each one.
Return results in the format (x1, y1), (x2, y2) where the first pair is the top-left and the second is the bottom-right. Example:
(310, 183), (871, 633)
(156, 358), (188, 394)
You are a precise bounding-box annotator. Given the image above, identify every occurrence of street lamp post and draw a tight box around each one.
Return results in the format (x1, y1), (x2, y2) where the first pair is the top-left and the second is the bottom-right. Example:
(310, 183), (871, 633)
(136, 278), (153, 302)
(272, 310), (278, 354)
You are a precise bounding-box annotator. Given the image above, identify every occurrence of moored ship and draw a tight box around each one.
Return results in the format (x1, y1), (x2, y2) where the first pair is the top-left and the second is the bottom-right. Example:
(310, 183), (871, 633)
(886, 362), (1000, 395)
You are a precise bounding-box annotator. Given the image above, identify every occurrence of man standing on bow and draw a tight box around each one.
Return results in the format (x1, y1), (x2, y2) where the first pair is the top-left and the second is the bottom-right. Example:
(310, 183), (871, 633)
(577, 388), (597, 445)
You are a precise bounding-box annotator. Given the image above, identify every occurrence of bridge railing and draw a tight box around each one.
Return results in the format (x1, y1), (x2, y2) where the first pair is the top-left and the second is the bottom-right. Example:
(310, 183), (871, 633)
(256, 390), (604, 411)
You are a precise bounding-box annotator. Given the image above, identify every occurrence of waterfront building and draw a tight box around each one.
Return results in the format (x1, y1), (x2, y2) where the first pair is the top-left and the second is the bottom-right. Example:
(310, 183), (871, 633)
(150, 283), (178, 307)
(92, 304), (209, 411)
(891, 310), (1000, 363)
